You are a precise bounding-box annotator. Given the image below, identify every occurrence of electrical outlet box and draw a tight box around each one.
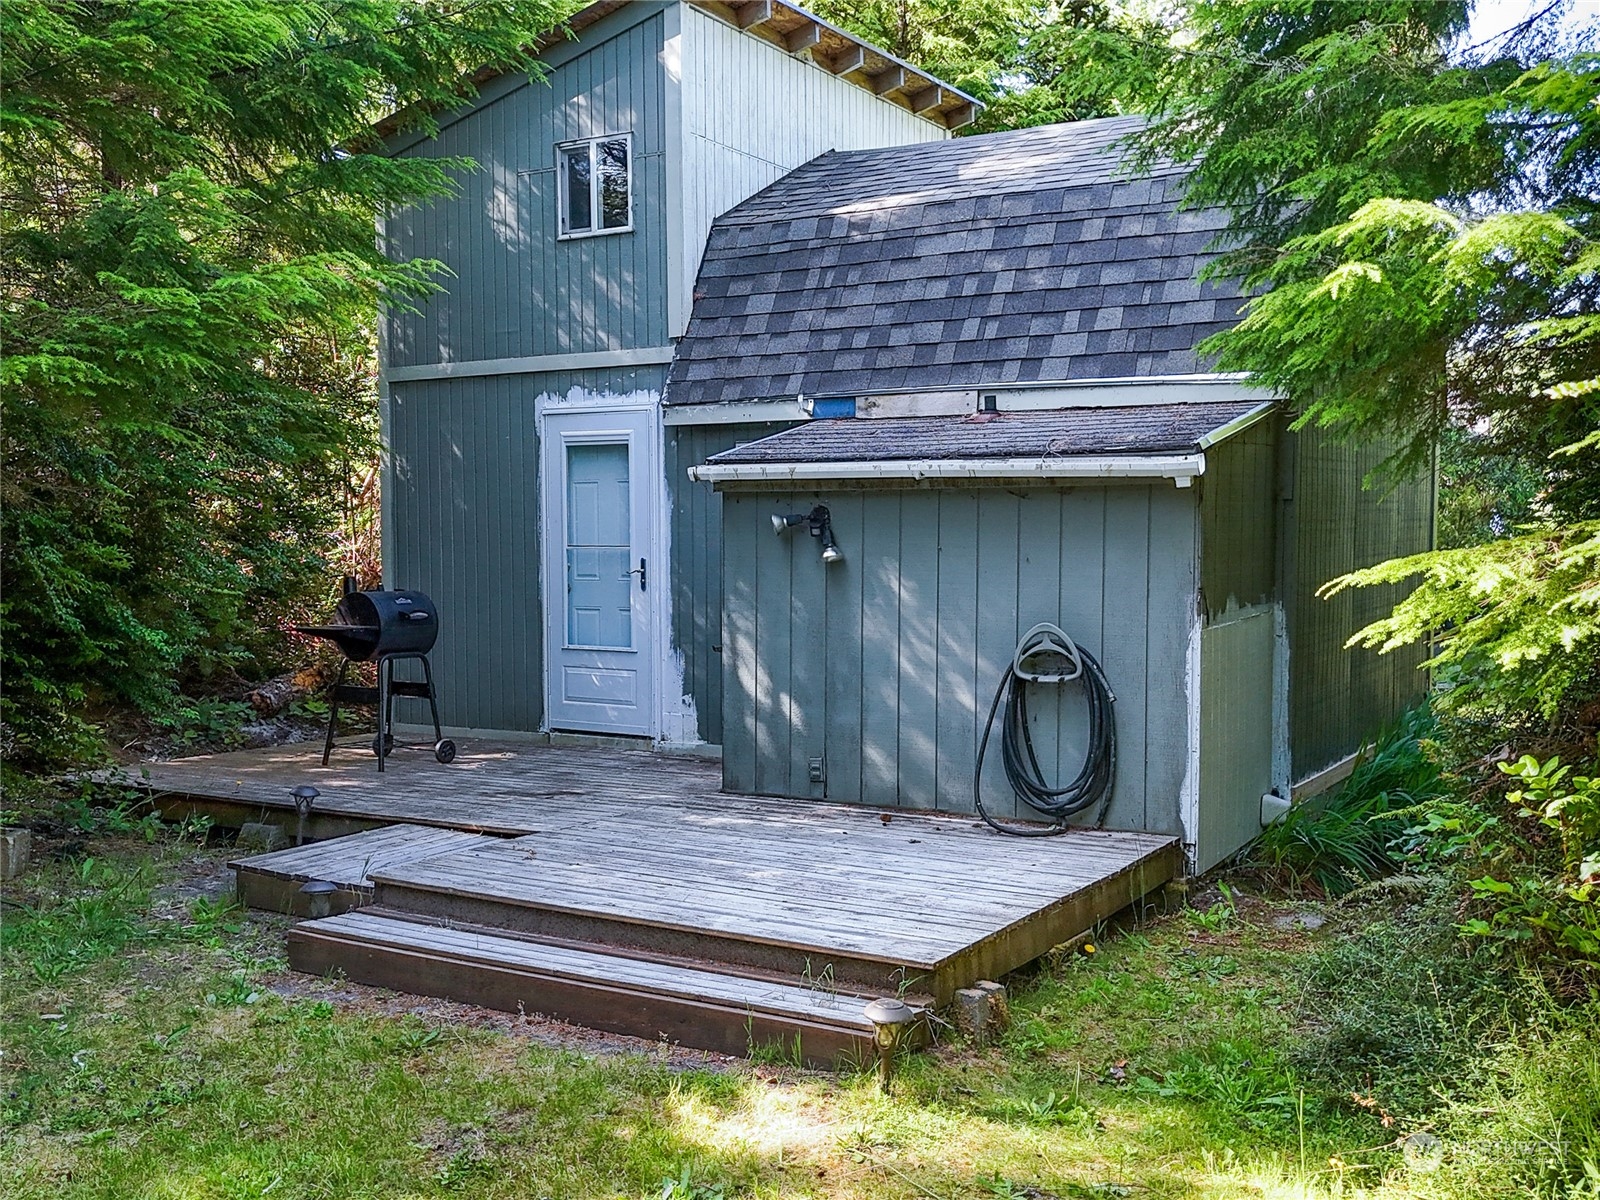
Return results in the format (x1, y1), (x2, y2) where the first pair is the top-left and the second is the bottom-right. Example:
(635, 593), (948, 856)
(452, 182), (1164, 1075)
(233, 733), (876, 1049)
(808, 757), (825, 784)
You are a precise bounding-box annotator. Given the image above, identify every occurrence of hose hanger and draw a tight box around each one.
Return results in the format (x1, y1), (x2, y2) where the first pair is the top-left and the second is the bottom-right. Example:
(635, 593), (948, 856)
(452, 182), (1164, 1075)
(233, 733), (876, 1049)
(1013, 622), (1083, 683)
(975, 622), (1118, 837)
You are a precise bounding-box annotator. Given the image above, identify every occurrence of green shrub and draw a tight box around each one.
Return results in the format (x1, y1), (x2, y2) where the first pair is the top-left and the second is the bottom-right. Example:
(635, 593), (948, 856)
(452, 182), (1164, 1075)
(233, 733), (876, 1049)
(1456, 753), (1600, 965)
(1251, 705), (1446, 894)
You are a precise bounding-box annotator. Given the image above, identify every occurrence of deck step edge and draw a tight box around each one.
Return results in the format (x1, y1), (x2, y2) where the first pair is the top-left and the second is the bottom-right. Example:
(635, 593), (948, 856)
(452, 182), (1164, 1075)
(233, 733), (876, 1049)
(351, 906), (938, 1006)
(290, 911), (891, 1030)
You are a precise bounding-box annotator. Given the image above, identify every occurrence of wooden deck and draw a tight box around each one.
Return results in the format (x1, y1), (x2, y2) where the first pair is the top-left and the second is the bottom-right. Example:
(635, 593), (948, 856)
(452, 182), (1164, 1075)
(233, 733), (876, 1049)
(229, 824), (495, 916)
(133, 739), (1180, 1061)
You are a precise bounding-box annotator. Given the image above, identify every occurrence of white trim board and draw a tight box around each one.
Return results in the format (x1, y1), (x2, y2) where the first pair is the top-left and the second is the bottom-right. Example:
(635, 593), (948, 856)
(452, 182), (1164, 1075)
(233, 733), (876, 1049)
(1292, 752), (1362, 802)
(663, 399), (806, 425)
(386, 346), (675, 384)
(848, 374), (1274, 414)
(690, 452), (1208, 486)
(979, 376), (1276, 411)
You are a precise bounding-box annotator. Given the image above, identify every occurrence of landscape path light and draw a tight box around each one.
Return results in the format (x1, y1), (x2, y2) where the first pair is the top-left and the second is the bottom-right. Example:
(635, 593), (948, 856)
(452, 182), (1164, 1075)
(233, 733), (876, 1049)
(862, 996), (917, 1089)
(290, 784), (319, 846)
(300, 879), (338, 920)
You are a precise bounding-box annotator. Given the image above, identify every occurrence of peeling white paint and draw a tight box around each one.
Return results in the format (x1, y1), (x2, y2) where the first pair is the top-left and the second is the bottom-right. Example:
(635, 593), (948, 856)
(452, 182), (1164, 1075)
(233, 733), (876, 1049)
(654, 419), (706, 748)
(536, 385), (663, 412)
(1271, 601), (1291, 796)
(1178, 609), (1203, 874)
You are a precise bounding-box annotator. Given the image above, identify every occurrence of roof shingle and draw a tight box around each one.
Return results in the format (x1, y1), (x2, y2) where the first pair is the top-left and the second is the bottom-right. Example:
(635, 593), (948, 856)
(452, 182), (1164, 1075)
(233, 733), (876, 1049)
(667, 116), (1244, 407)
(706, 401), (1269, 465)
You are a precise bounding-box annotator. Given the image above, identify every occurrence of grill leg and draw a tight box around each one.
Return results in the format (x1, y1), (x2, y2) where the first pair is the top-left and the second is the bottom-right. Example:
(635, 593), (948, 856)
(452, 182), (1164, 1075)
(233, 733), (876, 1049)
(376, 657), (389, 774)
(321, 659), (348, 767)
(420, 655), (444, 742)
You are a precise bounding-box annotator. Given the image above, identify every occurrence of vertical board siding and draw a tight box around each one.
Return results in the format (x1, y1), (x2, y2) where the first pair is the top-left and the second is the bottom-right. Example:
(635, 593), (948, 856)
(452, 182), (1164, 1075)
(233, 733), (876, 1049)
(1197, 611), (1276, 873)
(1287, 427), (1433, 776)
(1200, 420), (1278, 618)
(388, 376), (542, 733)
(720, 484), (1198, 834)
(677, 6), (946, 331)
(388, 365), (667, 735)
(665, 421), (795, 745)
(384, 10), (670, 369)
(1194, 424), (1280, 868)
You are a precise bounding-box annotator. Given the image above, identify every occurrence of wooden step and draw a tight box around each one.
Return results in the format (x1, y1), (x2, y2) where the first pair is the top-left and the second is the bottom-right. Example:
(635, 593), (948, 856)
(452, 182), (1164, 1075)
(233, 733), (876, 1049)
(287, 911), (912, 1067)
(368, 842), (944, 999)
(367, 832), (1182, 1003)
(231, 824), (498, 916)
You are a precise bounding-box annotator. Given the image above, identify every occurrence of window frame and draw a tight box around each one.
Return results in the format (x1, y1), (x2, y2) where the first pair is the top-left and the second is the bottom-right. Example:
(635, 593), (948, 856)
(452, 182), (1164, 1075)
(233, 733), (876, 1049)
(555, 133), (634, 240)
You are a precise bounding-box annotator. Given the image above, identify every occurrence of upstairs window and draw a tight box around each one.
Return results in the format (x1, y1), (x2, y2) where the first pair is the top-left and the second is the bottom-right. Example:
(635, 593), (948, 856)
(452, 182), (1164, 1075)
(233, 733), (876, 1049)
(557, 135), (631, 238)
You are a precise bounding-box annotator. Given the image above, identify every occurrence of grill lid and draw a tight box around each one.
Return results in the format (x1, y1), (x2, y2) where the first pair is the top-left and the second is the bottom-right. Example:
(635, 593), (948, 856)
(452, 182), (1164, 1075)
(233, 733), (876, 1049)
(292, 588), (439, 661)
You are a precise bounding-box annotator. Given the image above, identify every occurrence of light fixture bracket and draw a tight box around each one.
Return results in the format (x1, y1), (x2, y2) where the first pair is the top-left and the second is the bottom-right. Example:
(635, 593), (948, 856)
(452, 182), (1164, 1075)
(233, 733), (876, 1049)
(771, 504), (844, 565)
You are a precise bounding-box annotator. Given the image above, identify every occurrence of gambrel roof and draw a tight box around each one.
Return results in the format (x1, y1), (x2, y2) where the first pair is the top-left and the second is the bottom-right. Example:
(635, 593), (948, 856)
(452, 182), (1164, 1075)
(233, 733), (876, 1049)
(665, 116), (1246, 406)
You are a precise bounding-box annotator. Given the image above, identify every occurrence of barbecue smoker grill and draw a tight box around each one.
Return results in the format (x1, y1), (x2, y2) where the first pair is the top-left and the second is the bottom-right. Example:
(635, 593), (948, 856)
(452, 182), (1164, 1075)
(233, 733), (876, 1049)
(294, 580), (455, 772)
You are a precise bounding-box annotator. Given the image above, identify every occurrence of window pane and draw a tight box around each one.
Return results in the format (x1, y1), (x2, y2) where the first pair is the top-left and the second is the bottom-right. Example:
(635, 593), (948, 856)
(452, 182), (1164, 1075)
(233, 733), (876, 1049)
(565, 443), (632, 648)
(598, 138), (630, 229)
(562, 145), (591, 233)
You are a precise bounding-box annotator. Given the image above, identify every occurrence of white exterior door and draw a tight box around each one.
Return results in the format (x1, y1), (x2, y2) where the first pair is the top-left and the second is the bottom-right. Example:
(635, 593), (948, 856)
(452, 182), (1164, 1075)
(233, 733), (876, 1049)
(541, 409), (655, 736)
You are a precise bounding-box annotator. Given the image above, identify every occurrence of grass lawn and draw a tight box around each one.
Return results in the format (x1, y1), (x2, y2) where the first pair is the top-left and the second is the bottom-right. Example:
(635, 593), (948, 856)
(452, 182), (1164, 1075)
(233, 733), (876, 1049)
(1, 819), (1592, 1199)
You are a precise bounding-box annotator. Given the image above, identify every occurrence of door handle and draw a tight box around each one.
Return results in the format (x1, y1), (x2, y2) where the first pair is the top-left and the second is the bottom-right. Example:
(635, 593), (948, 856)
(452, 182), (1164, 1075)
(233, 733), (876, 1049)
(628, 557), (647, 592)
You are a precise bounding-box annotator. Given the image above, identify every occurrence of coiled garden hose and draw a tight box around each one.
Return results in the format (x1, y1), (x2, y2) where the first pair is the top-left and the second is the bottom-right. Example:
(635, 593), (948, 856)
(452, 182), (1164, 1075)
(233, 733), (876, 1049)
(973, 623), (1118, 836)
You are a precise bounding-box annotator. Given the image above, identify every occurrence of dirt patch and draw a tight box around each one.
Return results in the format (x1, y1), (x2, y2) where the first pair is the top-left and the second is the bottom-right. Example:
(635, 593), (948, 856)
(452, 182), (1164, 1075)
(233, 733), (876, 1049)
(257, 965), (745, 1070)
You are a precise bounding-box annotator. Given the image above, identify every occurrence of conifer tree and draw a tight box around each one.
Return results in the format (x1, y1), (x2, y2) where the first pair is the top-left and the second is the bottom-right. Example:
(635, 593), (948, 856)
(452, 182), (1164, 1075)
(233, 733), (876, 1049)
(1148, 1), (1600, 714)
(1, 0), (572, 758)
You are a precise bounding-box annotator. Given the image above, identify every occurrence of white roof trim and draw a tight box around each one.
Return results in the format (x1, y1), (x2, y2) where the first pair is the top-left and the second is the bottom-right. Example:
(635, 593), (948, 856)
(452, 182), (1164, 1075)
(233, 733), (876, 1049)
(1196, 400), (1275, 448)
(689, 452), (1207, 487)
(663, 399), (806, 425)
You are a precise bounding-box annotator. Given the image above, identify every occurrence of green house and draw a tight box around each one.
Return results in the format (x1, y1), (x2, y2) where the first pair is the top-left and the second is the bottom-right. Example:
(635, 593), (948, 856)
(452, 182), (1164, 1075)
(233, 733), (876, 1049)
(379, 0), (1432, 873)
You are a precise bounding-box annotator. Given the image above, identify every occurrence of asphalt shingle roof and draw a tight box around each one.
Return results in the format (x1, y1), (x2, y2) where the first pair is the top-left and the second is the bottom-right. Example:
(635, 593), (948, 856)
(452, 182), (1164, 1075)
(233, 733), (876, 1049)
(665, 116), (1245, 407)
(704, 401), (1268, 464)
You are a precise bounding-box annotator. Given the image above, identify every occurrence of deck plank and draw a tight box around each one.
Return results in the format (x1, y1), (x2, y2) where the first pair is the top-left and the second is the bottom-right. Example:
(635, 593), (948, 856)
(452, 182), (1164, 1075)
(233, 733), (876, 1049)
(230, 824), (495, 887)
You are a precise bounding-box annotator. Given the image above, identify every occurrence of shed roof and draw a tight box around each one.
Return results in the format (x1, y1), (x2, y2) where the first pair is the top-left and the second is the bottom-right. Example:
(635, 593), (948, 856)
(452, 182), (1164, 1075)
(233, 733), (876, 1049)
(705, 401), (1269, 468)
(666, 117), (1245, 407)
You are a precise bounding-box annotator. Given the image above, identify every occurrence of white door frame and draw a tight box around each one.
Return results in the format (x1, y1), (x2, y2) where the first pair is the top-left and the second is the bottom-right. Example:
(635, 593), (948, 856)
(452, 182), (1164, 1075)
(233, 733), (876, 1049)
(536, 392), (665, 739)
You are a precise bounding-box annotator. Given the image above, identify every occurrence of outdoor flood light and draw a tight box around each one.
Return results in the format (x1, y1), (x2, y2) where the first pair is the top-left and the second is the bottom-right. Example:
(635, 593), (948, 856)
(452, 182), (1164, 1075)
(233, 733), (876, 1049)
(862, 996), (917, 1089)
(772, 504), (844, 566)
(290, 784), (319, 847)
(299, 878), (338, 919)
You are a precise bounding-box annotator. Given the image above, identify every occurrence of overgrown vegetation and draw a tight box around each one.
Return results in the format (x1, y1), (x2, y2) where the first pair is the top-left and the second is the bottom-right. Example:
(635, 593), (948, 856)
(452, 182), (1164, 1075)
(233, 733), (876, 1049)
(1252, 706), (1447, 895)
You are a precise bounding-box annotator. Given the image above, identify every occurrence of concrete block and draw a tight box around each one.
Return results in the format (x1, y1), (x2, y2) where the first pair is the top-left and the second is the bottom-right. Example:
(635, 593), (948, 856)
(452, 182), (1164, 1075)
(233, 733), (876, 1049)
(1157, 878), (1190, 913)
(1, 828), (31, 880)
(237, 822), (290, 853)
(974, 980), (1010, 1033)
(952, 988), (991, 1043)
(952, 980), (1010, 1045)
